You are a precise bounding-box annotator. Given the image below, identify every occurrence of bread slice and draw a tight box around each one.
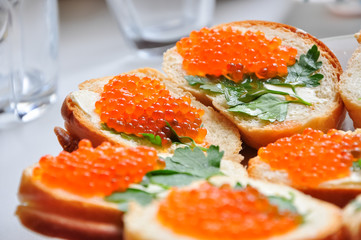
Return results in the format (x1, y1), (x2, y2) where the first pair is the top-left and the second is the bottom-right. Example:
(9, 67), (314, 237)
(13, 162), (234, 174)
(339, 30), (361, 128)
(16, 167), (122, 240)
(343, 194), (361, 240)
(163, 20), (344, 149)
(124, 176), (345, 240)
(17, 155), (247, 239)
(18, 67), (247, 239)
(60, 67), (243, 162)
(248, 128), (361, 207)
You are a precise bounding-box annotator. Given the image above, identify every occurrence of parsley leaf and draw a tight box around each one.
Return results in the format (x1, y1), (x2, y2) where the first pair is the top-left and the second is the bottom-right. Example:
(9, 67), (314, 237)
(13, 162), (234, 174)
(352, 159), (361, 171)
(165, 121), (207, 151)
(145, 145), (223, 188)
(269, 45), (323, 88)
(352, 199), (361, 212)
(184, 75), (209, 86)
(163, 145), (223, 178)
(228, 94), (288, 122)
(141, 133), (162, 146)
(185, 75), (223, 93)
(101, 123), (139, 140)
(102, 123), (162, 146)
(234, 182), (244, 189)
(105, 145), (225, 211)
(268, 192), (298, 213)
(101, 121), (201, 149)
(146, 170), (201, 187)
(104, 188), (154, 211)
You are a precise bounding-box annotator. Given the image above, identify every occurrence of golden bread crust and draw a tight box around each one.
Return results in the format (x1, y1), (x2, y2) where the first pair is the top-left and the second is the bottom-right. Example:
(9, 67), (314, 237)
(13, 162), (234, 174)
(17, 167), (122, 240)
(248, 154), (361, 208)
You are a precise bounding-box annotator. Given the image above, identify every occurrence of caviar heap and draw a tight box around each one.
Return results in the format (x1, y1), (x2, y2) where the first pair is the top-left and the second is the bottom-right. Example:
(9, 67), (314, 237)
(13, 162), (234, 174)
(95, 74), (207, 146)
(33, 139), (159, 197)
(258, 128), (361, 187)
(157, 182), (302, 240)
(176, 27), (297, 82)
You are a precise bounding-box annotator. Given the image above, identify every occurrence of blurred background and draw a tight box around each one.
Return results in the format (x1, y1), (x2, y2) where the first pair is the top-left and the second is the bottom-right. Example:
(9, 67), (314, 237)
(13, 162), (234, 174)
(58, 0), (361, 79)
(1, 0), (361, 239)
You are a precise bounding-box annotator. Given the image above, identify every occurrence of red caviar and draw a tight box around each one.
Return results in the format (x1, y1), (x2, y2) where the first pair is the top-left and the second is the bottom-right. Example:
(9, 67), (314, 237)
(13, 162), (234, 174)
(258, 128), (361, 187)
(177, 27), (297, 82)
(157, 183), (302, 240)
(33, 139), (159, 197)
(95, 74), (207, 146)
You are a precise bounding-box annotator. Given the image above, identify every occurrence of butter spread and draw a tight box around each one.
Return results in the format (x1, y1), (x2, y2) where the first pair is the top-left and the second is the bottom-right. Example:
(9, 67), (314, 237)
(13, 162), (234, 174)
(70, 90), (101, 123)
(264, 83), (325, 104)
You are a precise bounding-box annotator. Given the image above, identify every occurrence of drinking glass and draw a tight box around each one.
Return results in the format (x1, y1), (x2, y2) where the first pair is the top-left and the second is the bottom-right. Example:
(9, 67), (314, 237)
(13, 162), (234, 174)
(106, 0), (215, 57)
(0, 0), (58, 128)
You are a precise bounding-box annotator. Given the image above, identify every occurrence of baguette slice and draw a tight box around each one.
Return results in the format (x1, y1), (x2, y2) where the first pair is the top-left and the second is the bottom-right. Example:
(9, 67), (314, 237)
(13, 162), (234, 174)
(343, 194), (361, 240)
(17, 149), (247, 240)
(339, 30), (361, 128)
(17, 167), (122, 240)
(124, 176), (345, 240)
(60, 67), (243, 162)
(248, 128), (361, 207)
(163, 20), (344, 149)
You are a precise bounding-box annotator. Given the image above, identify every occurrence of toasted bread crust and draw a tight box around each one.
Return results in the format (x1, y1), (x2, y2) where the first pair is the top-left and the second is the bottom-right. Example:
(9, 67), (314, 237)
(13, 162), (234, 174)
(301, 187), (361, 208)
(17, 167), (122, 240)
(163, 20), (344, 149)
(248, 155), (361, 208)
(62, 95), (113, 147)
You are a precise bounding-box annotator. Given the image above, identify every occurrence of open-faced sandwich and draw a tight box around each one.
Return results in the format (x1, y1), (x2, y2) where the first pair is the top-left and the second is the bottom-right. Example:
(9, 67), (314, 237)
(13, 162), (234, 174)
(17, 139), (246, 240)
(58, 67), (243, 163)
(124, 176), (344, 240)
(248, 128), (361, 207)
(343, 193), (361, 240)
(339, 30), (361, 128)
(163, 20), (344, 148)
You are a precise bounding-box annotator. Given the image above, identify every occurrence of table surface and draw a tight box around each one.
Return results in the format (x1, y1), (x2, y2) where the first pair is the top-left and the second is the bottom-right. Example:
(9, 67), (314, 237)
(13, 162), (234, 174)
(1, 0), (360, 239)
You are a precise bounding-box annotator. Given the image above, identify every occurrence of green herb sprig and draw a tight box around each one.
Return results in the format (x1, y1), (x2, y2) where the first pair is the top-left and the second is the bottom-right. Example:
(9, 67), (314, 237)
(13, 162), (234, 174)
(105, 145), (224, 211)
(185, 45), (323, 122)
(352, 159), (361, 171)
(101, 121), (206, 150)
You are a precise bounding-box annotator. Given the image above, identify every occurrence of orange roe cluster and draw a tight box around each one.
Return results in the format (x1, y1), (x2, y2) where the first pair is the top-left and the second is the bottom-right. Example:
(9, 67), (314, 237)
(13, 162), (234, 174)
(176, 27), (297, 82)
(33, 139), (159, 197)
(95, 74), (207, 146)
(258, 128), (361, 187)
(157, 183), (302, 240)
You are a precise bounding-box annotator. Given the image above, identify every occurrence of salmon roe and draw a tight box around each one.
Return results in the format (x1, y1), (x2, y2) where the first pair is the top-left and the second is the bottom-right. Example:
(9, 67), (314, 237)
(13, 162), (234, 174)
(95, 74), (207, 146)
(157, 182), (302, 240)
(258, 128), (361, 187)
(33, 139), (159, 197)
(176, 27), (297, 82)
